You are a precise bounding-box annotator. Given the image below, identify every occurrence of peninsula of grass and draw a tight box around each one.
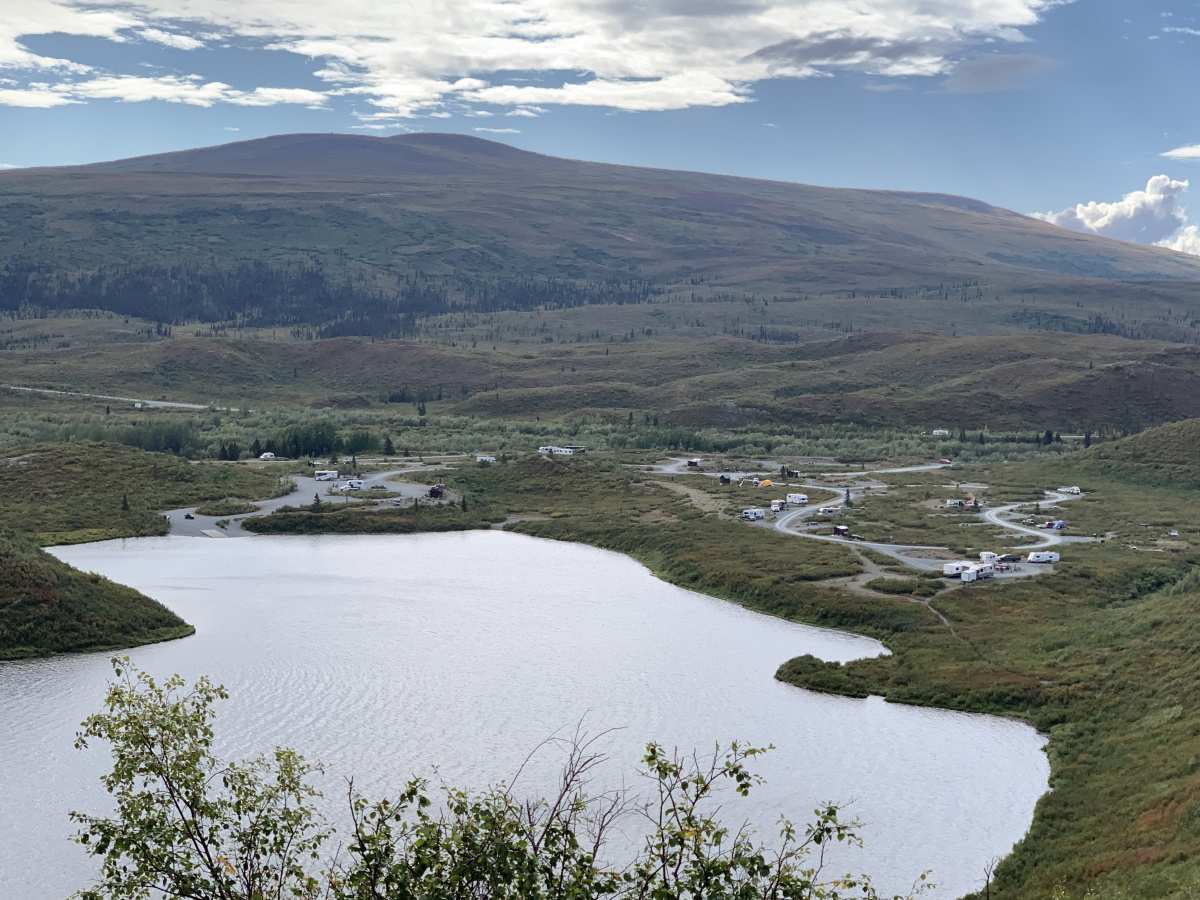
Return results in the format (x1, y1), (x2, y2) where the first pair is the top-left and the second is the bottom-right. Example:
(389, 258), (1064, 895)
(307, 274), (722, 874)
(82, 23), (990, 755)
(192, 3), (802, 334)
(0, 531), (193, 659)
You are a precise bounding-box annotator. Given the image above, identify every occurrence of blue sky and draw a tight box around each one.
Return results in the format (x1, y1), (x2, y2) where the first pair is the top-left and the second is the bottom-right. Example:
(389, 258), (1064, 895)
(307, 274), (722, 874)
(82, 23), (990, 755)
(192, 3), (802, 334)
(2, 0), (1199, 251)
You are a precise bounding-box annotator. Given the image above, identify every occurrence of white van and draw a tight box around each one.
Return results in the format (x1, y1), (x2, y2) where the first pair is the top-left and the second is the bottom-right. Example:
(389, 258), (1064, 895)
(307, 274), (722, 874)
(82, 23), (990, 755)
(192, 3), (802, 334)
(786, 493), (808, 505)
(314, 470), (339, 481)
(1027, 551), (1060, 563)
(741, 508), (766, 521)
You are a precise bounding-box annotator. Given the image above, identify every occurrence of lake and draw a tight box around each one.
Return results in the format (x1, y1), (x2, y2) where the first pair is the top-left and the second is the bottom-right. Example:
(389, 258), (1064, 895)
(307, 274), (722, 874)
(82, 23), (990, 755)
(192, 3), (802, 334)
(0, 531), (1049, 898)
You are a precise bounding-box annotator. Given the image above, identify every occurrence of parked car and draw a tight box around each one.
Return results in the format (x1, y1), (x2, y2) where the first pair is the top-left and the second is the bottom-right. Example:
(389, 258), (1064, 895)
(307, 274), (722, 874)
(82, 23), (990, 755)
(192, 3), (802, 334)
(184, 513), (194, 520)
(999, 554), (1021, 563)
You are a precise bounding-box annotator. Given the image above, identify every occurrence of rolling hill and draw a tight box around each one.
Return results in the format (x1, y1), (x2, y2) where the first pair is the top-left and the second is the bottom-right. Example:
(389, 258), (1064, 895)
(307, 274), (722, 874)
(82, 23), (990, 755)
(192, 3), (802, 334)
(1, 133), (1199, 343)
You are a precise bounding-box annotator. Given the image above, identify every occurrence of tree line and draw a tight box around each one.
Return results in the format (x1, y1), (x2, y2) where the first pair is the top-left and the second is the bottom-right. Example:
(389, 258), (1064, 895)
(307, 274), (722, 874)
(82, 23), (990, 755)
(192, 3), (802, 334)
(0, 263), (660, 336)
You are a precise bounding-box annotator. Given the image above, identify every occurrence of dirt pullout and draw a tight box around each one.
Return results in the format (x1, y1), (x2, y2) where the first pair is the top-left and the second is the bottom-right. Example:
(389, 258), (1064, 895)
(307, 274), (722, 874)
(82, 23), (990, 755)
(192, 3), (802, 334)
(652, 481), (729, 516)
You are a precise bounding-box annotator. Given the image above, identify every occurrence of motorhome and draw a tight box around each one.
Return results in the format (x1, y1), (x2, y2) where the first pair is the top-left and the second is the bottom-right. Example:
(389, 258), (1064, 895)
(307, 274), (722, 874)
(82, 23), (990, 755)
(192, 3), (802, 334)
(770, 499), (787, 512)
(1027, 551), (1060, 563)
(314, 470), (339, 481)
(786, 493), (808, 505)
(340, 479), (364, 491)
(817, 506), (841, 515)
(740, 508), (766, 521)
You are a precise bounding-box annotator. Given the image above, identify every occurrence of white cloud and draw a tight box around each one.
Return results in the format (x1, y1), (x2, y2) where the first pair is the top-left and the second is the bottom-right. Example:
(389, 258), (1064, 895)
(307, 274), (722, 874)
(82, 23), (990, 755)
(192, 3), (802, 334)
(1032, 175), (1190, 244)
(1158, 225), (1200, 255)
(474, 127), (520, 134)
(138, 28), (204, 50)
(0, 0), (1063, 117)
(1162, 144), (1200, 161)
(0, 163), (17, 169)
(0, 75), (327, 108)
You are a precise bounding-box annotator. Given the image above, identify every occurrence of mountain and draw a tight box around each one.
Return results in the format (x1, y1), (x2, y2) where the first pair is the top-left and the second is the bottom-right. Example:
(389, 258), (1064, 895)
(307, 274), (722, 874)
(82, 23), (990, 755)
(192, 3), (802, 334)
(1, 132), (1199, 340)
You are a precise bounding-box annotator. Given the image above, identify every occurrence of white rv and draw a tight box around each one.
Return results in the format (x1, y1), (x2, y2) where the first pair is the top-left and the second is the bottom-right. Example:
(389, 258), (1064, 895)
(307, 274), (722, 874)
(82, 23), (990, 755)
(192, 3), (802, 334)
(817, 506), (841, 515)
(340, 479), (364, 491)
(1027, 551), (1060, 563)
(741, 508), (766, 521)
(786, 493), (808, 505)
(259, 452), (275, 460)
(932, 429), (950, 436)
(314, 470), (339, 481)
(770, 499), (787, 512)
(961, 563), (995, 583)
(1057, 486), (1082, 495)
(942, 561), (971, 577)
(979, 552), (999, 563)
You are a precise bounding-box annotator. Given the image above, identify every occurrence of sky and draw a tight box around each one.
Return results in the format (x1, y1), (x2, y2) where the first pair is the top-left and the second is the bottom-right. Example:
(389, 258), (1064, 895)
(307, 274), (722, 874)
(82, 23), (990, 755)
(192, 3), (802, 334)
(2, 0), (1200, 253)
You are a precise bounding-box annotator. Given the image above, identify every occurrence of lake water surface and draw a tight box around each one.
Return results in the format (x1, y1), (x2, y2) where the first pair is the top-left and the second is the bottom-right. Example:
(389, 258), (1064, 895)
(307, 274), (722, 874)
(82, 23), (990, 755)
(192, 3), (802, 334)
(1, 531), (1049, 898)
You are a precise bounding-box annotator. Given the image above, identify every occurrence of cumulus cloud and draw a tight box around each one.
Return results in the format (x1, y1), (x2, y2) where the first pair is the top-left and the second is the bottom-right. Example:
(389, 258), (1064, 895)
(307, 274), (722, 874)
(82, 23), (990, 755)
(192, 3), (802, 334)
(1162, 144), (1200, 161)
(0, 0), (1063, 117)
(1032, 175), (1190, 244)
(1159, 226), (1200, 255)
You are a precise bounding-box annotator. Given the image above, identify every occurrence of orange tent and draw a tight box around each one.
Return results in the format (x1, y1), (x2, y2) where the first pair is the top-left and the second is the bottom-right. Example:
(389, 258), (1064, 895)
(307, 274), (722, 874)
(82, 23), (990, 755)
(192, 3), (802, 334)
(760, 479), (773, 487)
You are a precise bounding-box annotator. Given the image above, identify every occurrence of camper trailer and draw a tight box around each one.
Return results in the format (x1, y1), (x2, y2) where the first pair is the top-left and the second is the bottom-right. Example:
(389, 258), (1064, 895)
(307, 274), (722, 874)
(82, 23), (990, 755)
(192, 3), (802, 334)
(740, 508), (766, 521)
(340, 479), (364, 491)
(833, 525), (851, 537)
(942, 561), (971, 577)
(960, 563), (995, 583)
(1057, 486), (1082, 495)
(314, 470), (339, 481)
(786, 493), (808, 505)
(770, 499), (787, 512)
(1027, 551), (1060, 563)
(817, 506), (841, 515)
(979, 552), (999, 563)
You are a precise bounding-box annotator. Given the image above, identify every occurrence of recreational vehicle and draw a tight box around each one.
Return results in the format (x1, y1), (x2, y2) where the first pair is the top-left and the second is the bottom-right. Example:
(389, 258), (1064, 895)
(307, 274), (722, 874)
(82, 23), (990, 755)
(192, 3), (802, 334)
(1027, 551), (1060, 563)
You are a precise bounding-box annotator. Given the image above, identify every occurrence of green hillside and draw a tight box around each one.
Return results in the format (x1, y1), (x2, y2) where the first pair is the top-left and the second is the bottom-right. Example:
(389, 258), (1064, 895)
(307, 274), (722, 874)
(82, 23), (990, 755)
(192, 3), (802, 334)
(2, 133), (1199, 344)
(5, 330), (1200, 433)
(0, 530), (192, 659)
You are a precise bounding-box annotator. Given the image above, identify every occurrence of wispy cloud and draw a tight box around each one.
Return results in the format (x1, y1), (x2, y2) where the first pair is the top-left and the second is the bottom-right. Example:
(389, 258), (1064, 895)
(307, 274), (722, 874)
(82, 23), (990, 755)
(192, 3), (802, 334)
(0, 163), (17, 169)
(0, 0), (1065, 118)
(1162, 144), (1200, 161)
(474, 127), (520, 134)
(0, 75), (327, 108)
(138, 28), (204, 50)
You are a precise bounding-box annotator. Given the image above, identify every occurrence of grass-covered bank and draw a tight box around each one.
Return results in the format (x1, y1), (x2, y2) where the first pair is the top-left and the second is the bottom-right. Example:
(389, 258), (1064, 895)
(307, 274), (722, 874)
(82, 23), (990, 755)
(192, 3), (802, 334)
(0, 442), (287, 657)
(0, 531), (192, 659)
